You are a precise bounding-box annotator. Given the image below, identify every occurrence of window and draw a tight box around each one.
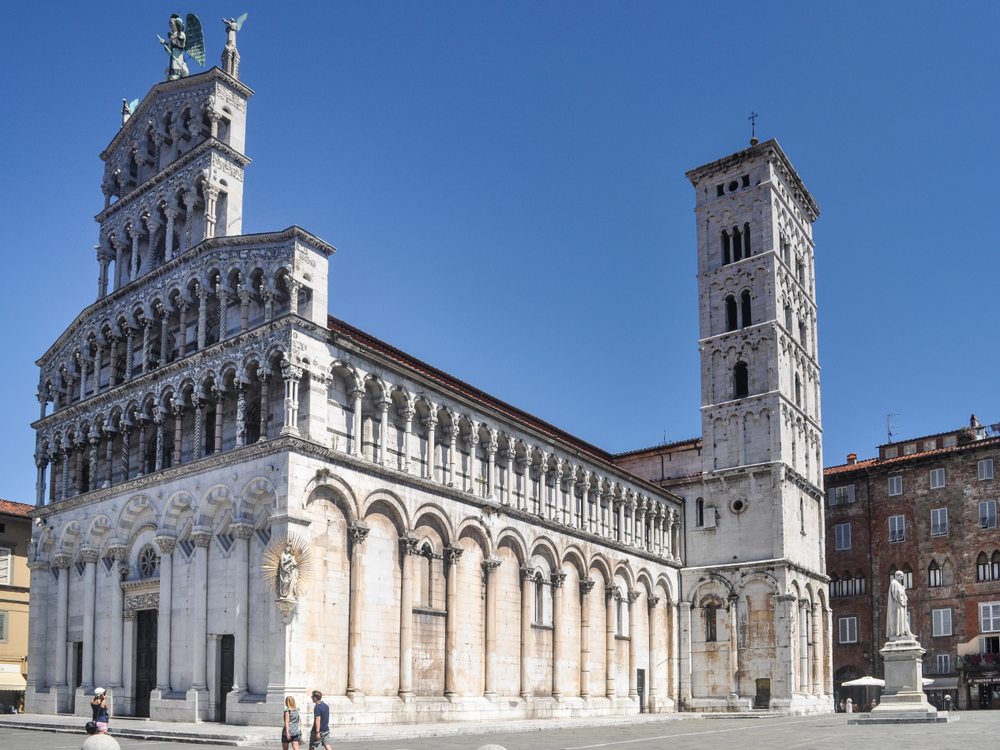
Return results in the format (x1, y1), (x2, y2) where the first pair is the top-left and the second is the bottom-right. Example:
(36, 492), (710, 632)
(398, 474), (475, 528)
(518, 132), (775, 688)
(980, 459), (995, 481)
(831, 485), (855, 506)
(725, 295), (738, 332)
(839, 616), (858, 644)
(888, 476), (902, 496)
(855, 573), (866, 595)
(743, 221), (751, 255)
(931, 508), (948, 536)
(732, 226), (743, 262)
(137, 546), (158, 578)
(930, 468), (946, 489)
(535, 576), (545, 625)
(928, 562), (942, 587)
(981, 602), (1000, 633)
(924, 440), (937, 452)
(696, 498), (704, 527)
(904, 444), (916, 456)
(978, 553), (993, 582)
(734, 362), (749, 398)
(902, 566), (914, 589)
(705, 604), (718, 642)
(889, 515), (905, 542)
(943, 435), (957, 448)
(932, 608), (952, 637)
(721, 230), (731, 265)
(794, 374), (801, 406)
(937, 654), (951, 675)
(980, 500), (998, 530)
(983, 636), (1000, 654)
(0, 548), (10, 585)
(0, 611), (6, 642)
(835, 523), (851, 550)
(884, 447), (898, 459)
(741, 290), (751, 329)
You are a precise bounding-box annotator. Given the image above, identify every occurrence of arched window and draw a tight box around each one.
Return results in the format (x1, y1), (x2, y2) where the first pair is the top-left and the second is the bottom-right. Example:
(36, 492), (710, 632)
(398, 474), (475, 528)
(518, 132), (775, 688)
(795, 374), (802, 406)
(725, 296), (738, 332)
(741, 291), (751, 328)
(902, 564), (914, 589)
(799, 321), (807, 347)
(993, 551), (1000, 581)
(743, 222), (751, 256)
(928, 560), (942, 587)
(978, 552), (991, 582)
(705, 603), (718, 642)
(784, 304), (793, 330)
(734, 362), (749, 398)
(696, 497), (705, 527)
(797, 260), (806, 285)
(721, 230), (731, 265)
(829, 573), (839, 597)
(843, 571), (854, 596)
(732, 226), (743, 262)
(855, 572), (866, 595)
(535, 574), (545, 625)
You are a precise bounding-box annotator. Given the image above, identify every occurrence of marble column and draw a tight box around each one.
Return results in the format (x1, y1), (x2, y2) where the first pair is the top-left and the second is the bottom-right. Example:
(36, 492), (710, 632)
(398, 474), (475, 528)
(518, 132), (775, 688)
(172, 400), (184, 466)
(164, 206), (180, 259)
(34, 453), (48, 507)
(88, 435), (100, 492)
(107, 548), (126, 698)
(108, 335), (119, 387)
(235, 382), (248, 448)
(74, 442), (85, 495)
(177, 301), (189, 357)
(398, 535), (418, 702)
(350, 388), (364, 457)
(79, 547), (99, 690)
(536, 459), (548, 517)
(423, 414), (437, 480)
(579, 579), (594, 699)
(193, 398), (204, 459)
(154, 536), (176, 692)
(679, 601), (692, 703)
(258, 372), (271, 442)
(616, 499), (625, 543)
(26, 560), (49, 692)
(280, 362), (302, 437)
(504, 449), (516, 505)
(798, 600), (809, 693)
(447, 422), (459, 487)
(122, 609), (136, 714)
(551, 572), (566, 702)
(213, 387), (225, 454)
(605, 584), (617, 699)
(346, 522), (369, 701)
(466, 430), (480, 494)
(378, 399), (391, 466)
(196, 285), (209, 350)
(444, 545), (464, 699)
(124, 328), (135, 380)
(483, 558), (501, 699)
(53, 554), (71, 688)
(104, 429), (115, 487)
(153, 411), (165, 472)
(486, 435), (497, 500)
(231, 523), (254, 696)
(647, 596), (660, 710)
(811, 599), (821, 694)
(628, 591), (639, 699)
(520, 565), (534, 700)
(729, 595), (739, 695)
(60, 446), (71, 500)
(775, 594), (797, 702)
(190, 529), (212, 692)
(401, 407), (415, 473)
(239, 289), (251, 333)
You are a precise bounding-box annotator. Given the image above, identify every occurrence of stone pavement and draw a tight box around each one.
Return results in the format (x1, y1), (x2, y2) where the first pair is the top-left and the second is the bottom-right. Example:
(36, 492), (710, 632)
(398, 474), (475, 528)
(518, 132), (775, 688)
(0, 710), (993, 749)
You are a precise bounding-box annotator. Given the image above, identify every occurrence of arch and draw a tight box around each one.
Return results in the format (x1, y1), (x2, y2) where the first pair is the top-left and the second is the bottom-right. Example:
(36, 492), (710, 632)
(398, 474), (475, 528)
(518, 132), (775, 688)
(117, 494), (159, 538)
(237, 476), (278, 520)
(197, 484), (235, 528)
(457, 520), (492, 559)
(361, 488), (410, 537)
(734, 361), (749, 398)
(560, 544), (587, 580)
(588, 552), (613, 584)
(59, 521), (84, 552)
(161, 491), (196, 534)
(495, 526), (528, 566)
(688, 573), (735, 604)
(612, 559), (635, 590)
(306, 481), (359, 525)
(85, 515), (113, 548)
(654, 573), (674, 603)
(412, 503), (455, 548)
(635, 569), (655, 597)
(528, 536), (560, 570)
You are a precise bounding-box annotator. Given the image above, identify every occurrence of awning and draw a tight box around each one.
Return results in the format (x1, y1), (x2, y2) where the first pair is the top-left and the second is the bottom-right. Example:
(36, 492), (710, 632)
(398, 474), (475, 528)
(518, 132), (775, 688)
(0, 671), (26, 689)
(923, 677), (959, 690)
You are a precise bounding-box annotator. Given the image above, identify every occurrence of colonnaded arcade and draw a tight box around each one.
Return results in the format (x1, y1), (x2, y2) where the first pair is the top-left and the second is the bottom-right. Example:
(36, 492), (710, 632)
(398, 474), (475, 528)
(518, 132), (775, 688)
(24, 18), (833, 726)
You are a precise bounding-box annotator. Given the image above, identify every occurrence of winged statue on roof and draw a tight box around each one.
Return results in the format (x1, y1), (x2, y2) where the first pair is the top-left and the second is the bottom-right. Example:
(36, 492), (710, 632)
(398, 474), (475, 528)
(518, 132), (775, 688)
(158, 13), (206, 81)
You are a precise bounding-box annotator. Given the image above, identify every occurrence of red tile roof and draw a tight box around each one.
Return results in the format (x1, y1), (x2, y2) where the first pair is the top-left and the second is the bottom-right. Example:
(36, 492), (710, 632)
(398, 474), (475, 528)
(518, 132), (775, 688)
(824, 436), (1000, 477)
(0, 500), (34, 517)
(327, 315), (615, 463)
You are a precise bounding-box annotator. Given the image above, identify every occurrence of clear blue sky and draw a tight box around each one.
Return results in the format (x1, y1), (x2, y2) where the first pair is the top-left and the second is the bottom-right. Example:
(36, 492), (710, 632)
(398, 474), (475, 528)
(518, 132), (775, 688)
(2, 2), (998, 503)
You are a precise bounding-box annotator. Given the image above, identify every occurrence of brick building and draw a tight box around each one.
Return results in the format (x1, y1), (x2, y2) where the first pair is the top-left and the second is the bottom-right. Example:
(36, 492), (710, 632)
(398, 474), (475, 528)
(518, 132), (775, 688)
(824, 418), (1000, 710)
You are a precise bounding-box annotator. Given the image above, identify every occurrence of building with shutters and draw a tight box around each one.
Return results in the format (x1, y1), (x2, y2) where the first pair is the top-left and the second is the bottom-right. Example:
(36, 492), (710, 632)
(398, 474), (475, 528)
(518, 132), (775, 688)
(0, 500), (32, 710)
(824, 417), (1000, 709)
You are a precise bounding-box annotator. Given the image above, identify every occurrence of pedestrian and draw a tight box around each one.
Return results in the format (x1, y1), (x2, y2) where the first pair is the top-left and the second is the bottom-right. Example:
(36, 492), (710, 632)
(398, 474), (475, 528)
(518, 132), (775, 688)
(838, 698), (845, 713)
(309, 690), (331, 750)
(91, 687), (109, 733)
(282, 695), (301, 750)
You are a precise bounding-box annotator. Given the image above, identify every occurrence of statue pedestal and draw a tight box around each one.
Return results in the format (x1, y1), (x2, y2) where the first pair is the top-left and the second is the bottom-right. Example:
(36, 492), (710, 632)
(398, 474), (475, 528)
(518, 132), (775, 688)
(849, 638), (957, 724)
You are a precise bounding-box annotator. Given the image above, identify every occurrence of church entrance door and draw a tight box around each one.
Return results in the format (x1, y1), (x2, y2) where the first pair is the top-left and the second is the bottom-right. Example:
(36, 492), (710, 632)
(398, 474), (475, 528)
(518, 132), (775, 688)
(754, 677), (771, 709)
(135, 610), (158, 718)
(218, 634), (235, 722)
(637, 669), (645, 713)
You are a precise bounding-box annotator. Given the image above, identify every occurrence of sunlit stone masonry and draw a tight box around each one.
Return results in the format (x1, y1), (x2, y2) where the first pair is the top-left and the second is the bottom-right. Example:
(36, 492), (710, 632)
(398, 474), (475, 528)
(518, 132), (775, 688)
(25, 19), (830, 727)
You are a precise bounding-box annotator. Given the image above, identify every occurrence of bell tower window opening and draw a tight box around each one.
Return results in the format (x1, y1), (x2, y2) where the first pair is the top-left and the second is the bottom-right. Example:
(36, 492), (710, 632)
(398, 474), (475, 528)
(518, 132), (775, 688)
(705, 603), (718, 642)
(721, 230), (731, 266)
(740, 291), (751, 328)
(732, 226), (743, 262)
(784, 305), (792, 330)
(725, 296), (738, 332)
(794, 374), (801, 406)
(696, 498), (704, 527)
(734, 362), (749, 398)
(743, 222), (751, 256)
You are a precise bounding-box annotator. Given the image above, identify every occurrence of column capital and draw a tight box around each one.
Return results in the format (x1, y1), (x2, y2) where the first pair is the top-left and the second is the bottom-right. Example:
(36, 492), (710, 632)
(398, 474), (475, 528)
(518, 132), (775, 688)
(105, 543), (127, 561)
(230, 522), (254, 541)
(481, 558), (502, 574)
(551, 572), (567, 588)
(627, 590), (641, 604)
(605, 582), (621, 601)
(520, 565), (537, 582)
(154, 535), (177, 554)
(280, 360), (304, 382)
(51, 553), (71, 569)
(79, 547), (100, 564)
(348, 521), (370, 546)
(648, 596), (661, 609)
(191, 529), (213, 548)
(445, 545), (464, 566)
(399, 534), (420, 557)
(580, 579), (595, 595)
(27, 560), (50, 572)
(421, 413), (438, 429)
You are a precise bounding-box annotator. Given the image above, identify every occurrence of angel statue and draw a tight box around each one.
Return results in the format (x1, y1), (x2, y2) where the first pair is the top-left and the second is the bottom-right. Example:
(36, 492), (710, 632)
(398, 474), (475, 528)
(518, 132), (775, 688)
(277, 543), (299, 600)
(158, 13), (206, 81)
(221, 14), (247, 78)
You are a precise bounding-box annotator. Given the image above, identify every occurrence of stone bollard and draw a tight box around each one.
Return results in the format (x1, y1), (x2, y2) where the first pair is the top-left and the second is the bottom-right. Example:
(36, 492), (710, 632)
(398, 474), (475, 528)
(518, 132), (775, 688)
(82, 733), (121, 750)
(845, 698), (852, 714)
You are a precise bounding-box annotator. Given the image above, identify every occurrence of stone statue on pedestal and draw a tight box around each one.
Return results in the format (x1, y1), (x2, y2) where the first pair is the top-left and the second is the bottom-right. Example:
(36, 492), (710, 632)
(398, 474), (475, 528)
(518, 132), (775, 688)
(886, 571), (913, 641)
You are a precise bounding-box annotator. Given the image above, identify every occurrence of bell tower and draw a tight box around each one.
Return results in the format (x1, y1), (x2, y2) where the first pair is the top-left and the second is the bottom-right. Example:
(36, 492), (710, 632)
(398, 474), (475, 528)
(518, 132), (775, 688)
(677, 139), (824, 574)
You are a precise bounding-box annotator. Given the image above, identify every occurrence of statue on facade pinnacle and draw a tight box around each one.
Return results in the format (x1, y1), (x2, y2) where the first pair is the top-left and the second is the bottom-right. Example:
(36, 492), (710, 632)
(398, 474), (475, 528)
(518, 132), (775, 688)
(158, 13), (206, 81)
(222, 14), (247, 79)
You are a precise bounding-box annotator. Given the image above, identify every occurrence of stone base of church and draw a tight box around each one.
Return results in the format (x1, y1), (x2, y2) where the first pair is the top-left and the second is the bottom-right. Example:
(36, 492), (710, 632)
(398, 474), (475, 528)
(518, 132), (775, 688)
(147, 688), (210, 722)
(849, 710), (957, 724)
(683, 692), (830, 715)
(25, 684), (73, 715)
(209, 694), (650, 727)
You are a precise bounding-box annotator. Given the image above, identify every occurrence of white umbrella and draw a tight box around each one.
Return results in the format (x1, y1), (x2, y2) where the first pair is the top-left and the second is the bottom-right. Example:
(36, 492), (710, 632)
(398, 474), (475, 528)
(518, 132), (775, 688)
(842, 676), (885, 687)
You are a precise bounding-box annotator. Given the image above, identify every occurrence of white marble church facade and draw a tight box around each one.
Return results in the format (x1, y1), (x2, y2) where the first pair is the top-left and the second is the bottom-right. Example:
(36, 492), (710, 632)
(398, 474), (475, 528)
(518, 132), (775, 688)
(25, 23), (830, 727)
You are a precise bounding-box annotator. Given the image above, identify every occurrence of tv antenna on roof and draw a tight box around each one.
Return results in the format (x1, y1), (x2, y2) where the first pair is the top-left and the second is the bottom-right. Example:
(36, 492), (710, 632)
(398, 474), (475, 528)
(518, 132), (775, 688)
(886, 412), (900, 443)
(749, 112), (759, 146)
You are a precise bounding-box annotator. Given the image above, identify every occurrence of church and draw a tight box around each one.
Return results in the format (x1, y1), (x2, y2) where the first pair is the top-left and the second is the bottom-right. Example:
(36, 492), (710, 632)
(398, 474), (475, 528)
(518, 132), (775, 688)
(24, 17), (832, 726)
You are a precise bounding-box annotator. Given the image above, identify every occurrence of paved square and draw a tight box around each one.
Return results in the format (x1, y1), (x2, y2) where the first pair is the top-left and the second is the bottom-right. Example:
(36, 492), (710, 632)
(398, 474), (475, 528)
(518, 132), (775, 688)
(0, 712), (993, 750)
